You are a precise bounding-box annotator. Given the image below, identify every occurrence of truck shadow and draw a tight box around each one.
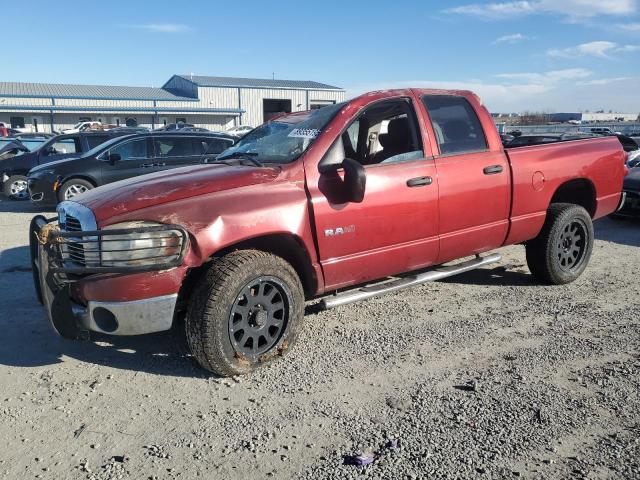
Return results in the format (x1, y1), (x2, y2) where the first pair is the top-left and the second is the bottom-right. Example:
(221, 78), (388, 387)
(0, 245), (210, 377)
(440, 265), (536, 287)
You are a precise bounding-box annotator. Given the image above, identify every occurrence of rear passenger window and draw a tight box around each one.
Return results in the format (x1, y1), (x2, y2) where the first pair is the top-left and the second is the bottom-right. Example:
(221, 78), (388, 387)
(109, 138), (148, 160)
(197, 138), (233, 155)
(154, 137), (195, 157)
(421, 95), (487, 155)
(86, 135), (109, 150)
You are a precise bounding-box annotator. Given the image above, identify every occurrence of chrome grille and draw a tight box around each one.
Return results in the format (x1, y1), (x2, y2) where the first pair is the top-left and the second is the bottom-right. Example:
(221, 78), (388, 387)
(56, 202), (99, 268)
(62, 214), (86, 266)
(64, 215), (83, 232)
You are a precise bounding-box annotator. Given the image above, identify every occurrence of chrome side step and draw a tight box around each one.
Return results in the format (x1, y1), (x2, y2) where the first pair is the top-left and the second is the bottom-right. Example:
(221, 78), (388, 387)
(319, 253), (502, 310)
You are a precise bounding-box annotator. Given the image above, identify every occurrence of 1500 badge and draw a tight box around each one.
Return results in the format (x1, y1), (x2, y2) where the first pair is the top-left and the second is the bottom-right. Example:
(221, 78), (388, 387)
(324, 225), (356, 237)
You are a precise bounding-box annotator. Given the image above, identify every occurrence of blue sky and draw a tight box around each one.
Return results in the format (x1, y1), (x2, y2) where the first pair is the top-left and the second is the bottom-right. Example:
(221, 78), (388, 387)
(2, 0), (640, 112)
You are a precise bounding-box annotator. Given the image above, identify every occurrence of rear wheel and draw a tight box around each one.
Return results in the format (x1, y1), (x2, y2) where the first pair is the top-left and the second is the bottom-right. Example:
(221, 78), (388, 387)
(186, 250), (304, 376)
(58, 178), (94, 202)
(526, 203), (594, 285)
(3, 175), (29, 200)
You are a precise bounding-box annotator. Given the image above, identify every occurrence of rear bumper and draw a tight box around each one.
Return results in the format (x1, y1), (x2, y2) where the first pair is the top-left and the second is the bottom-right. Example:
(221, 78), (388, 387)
(30, 216), (179, 337)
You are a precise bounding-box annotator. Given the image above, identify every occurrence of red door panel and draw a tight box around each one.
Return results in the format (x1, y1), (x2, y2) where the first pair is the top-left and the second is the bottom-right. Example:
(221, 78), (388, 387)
(434, 150), (510, 262)
(307, 158), (439, 290)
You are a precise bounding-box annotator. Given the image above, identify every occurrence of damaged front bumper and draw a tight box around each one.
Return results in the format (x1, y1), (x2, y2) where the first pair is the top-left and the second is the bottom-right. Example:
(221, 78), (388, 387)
(29, 215), (185, 338)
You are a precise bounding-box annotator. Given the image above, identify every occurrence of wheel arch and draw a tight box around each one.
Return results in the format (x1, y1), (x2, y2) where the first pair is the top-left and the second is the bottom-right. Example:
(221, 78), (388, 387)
(179, 232), (318, 307)
(549, 178), (597, 218)
(59, 174), (98, 188)
(4, 169), (30, 178)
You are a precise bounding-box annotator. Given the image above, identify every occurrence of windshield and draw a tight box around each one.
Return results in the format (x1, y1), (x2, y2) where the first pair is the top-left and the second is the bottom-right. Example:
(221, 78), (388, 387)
(218, 102), (345, 164)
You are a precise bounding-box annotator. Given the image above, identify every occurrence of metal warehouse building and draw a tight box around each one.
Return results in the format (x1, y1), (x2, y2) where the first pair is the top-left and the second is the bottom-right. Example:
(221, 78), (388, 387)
(0, 75), (345, 133)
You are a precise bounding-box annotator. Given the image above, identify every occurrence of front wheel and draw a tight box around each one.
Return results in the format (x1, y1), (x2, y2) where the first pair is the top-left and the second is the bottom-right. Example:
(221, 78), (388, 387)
(186, 250), (304, 376)
(3, 175), (29, 200)
(525, 203), (594, 285)
(58, 178), (94, 202)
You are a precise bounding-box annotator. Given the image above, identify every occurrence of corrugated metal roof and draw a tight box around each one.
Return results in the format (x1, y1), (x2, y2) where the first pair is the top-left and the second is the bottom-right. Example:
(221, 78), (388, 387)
(177, 75), (343, 90)
(0, 81), (196, 101)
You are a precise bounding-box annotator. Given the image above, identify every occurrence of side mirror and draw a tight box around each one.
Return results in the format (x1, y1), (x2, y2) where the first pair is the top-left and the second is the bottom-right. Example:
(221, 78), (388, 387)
(318, 157), (366, 203)
(108, 153), (121, 164)
(342, 158), (366, 203)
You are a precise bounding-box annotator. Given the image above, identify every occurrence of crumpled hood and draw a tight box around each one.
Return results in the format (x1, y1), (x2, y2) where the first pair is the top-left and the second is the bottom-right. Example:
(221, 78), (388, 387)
(77, 163), (281, 221)
(624, 167), (640, 191)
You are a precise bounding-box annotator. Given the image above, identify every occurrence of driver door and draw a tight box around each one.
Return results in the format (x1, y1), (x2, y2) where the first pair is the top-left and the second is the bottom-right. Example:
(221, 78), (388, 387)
(305, 97), (440, 290)
(100, 137), (156, 184)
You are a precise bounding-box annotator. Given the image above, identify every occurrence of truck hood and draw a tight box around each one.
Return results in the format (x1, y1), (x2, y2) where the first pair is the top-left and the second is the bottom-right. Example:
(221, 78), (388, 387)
(77, 163), (281, 221)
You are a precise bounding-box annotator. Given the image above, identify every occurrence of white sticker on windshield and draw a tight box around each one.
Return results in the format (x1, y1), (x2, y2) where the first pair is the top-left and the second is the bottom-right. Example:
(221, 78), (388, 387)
(288, 128), (320, 139)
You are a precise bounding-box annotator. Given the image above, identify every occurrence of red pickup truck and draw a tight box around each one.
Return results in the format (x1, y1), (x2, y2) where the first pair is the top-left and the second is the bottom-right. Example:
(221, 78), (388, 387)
(30, 88), (627, 376)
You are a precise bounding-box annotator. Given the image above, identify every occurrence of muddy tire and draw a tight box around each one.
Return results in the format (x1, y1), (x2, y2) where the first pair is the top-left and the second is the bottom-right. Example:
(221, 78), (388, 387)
(186, 250), (304, 376)
(57, 178), (93, 202)
(3, 175), (29, 200)
(526, 203), (594, 285)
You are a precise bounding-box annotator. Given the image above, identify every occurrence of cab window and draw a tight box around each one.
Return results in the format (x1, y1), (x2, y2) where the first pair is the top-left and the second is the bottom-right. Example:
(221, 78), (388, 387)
(340, 99), (423, 166)
(421, 95), (488, 155)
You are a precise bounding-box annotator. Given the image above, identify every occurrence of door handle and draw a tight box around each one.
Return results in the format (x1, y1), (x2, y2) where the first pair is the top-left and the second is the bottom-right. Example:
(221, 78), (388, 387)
(406, 176), (433, 187)
(483, 165), (503, 175)
(141, 163), (154, 168)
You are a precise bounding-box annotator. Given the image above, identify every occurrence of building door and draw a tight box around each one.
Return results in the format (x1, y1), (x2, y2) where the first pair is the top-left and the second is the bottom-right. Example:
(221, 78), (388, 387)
(263, 99), (291, 122)
(10, 116), (25, 128)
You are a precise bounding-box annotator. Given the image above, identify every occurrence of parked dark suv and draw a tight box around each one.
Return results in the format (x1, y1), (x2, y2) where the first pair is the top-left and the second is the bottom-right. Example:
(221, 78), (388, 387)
(2, 131), (133, 200)
(27, 132), (235, 205)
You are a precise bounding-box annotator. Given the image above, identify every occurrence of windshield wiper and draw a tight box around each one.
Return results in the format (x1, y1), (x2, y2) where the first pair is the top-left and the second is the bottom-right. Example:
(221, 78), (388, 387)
(213, 152), (264, 167)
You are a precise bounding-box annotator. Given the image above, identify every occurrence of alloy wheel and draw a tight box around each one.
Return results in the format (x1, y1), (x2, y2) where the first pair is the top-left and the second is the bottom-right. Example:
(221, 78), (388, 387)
(64, 184), (88, 200)
(555, 219), (588, 272)
(10, 180), (28, 200)
(228, 276), (290, 357)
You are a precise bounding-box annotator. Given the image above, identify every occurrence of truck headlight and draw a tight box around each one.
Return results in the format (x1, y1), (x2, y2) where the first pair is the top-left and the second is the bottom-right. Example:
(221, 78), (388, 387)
(101, 221), (185, 267)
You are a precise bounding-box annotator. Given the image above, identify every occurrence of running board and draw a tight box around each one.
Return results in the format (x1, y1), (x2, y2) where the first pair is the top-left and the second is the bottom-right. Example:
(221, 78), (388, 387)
(319, 253), (502, 310)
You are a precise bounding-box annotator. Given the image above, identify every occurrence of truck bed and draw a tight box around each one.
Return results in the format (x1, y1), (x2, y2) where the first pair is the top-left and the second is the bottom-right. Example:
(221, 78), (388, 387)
(503, 136), (627, 246)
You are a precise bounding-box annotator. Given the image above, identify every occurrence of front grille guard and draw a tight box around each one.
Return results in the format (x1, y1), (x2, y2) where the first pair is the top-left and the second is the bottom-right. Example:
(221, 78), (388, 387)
(38, 219), (189, 275)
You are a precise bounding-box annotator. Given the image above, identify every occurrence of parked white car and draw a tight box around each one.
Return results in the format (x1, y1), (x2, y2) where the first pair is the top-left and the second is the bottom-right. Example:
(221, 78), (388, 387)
(225, 125), (253, 137)
(62, 121), (102, 134)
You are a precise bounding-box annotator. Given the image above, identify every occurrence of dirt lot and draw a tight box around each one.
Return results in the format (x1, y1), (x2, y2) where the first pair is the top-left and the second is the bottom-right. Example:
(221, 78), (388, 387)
(0, 198), (638, 479)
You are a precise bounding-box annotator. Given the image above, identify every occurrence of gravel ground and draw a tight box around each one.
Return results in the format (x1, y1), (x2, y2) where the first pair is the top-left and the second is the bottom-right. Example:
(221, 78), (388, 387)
(0, 198), (638, 479)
